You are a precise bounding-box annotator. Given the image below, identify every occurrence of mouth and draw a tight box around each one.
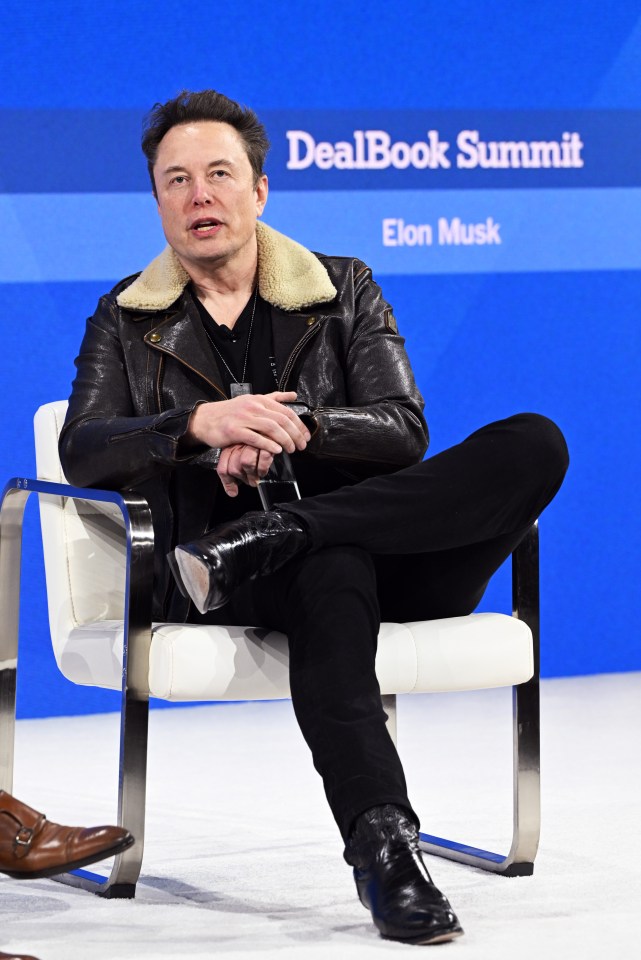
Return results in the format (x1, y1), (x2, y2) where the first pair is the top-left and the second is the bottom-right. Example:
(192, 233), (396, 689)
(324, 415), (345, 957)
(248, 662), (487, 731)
(189, 218), (223, 235)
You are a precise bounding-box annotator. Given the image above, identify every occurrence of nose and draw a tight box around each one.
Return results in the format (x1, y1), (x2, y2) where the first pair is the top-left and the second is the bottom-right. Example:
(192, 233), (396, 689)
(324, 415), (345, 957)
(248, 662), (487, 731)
(190, 177), (213, 206)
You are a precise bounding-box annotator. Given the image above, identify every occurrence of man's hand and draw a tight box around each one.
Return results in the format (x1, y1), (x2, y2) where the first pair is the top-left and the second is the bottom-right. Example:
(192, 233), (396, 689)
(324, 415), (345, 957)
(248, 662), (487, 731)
(187, 391), (310, 454)
(216, 444), (274, 497)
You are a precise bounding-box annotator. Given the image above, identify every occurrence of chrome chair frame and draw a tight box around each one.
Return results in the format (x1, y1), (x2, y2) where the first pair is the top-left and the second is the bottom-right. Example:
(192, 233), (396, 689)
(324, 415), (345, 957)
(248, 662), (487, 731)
(417, 518), (540, 876)
(0, 475), (540, 897)
(0, 477), (153, 898)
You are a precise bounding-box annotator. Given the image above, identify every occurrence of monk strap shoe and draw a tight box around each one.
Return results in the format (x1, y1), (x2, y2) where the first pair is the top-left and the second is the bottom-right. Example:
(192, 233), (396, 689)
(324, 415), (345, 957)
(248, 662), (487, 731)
(0, 791), (134, 880)
(0, 951), (42, 959)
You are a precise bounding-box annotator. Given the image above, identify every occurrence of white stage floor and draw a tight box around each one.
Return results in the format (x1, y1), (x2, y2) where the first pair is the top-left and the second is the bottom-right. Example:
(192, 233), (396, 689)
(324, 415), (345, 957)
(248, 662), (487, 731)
(2, 672), (640, 959)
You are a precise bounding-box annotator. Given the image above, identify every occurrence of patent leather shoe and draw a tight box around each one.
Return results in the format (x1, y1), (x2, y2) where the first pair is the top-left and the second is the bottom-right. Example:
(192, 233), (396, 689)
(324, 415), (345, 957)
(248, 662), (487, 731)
(172, 509), (309, 614)
(0, 791), (134, 880)
(344, 804), (463, 944)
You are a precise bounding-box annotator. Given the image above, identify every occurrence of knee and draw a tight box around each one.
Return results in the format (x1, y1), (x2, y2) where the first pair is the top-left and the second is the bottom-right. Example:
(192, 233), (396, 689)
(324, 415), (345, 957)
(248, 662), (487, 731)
(507, 413), (569, 487)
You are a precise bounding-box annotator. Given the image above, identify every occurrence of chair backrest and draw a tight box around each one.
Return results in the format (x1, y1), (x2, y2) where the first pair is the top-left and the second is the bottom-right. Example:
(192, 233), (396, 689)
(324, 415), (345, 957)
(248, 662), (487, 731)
(34, 401), (127, 665)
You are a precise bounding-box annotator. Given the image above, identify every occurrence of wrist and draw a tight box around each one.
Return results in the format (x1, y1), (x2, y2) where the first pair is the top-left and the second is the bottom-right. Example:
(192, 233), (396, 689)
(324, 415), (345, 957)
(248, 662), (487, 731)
(185, 402), (206, 442)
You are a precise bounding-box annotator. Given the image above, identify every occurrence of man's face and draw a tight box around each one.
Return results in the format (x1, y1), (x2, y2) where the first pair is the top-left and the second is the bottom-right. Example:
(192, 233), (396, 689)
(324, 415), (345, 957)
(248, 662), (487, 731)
(153, 121), (268, 274)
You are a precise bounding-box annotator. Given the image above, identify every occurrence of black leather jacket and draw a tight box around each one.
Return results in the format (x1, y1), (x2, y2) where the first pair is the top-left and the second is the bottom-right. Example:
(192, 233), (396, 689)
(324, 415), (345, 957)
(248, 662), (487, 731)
(60, 223), (428, 619)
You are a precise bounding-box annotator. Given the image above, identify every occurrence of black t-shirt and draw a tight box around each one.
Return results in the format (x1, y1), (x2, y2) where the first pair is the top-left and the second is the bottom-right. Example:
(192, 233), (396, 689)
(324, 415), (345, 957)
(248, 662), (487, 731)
(192, 287), (277, 398)
(193, 288), (279, 525)
(192, 287), (363, 530)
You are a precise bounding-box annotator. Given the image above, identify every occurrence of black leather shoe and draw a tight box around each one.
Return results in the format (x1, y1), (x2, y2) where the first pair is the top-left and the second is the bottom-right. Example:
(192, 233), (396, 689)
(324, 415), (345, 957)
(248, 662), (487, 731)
(172, 509), (309, 613)
(344, 804), (463, 945)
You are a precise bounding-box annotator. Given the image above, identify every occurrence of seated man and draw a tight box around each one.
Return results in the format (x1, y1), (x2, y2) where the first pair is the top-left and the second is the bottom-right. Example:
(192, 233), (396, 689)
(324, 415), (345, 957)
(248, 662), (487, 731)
(1, 790), (133, 960)
(59, 89), (568, 945)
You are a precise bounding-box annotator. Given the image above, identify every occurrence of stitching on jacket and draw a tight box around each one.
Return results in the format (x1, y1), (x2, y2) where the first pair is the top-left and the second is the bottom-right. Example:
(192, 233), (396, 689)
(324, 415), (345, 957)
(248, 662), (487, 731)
(155, 354), (164, 413)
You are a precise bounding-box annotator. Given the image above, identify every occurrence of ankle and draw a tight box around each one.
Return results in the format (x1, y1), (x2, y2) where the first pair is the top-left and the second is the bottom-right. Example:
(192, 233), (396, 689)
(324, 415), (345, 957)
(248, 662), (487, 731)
(344, 804), (419, 866)
(273, 507), (312, 550)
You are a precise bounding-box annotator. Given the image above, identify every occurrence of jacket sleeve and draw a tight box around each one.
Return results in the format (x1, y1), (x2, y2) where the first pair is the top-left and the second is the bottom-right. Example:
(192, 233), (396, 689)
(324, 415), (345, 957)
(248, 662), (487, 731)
(59, 295), (207, 490)
(305, 263), (429, 467)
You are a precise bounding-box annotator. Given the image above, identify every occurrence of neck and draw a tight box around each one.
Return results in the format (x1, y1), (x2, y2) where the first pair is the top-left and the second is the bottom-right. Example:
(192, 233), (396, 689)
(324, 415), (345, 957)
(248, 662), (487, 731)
(179, 231), (259, 301)
(181, 237), (258, 329)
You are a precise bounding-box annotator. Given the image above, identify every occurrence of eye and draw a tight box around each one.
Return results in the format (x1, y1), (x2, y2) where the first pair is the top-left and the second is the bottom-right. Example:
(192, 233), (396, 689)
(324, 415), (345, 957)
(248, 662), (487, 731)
(212, 169), (229, 178)
(169, 175), (188, 185)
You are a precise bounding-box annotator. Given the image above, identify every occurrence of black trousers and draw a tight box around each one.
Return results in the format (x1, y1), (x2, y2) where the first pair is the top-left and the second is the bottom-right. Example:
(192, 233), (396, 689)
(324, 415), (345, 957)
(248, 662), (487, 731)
(212, 413), (569, 840)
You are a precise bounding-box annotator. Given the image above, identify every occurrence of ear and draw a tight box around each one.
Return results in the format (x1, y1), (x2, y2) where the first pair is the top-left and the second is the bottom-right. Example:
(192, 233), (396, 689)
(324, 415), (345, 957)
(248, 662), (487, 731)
(255, 174), (268, 217)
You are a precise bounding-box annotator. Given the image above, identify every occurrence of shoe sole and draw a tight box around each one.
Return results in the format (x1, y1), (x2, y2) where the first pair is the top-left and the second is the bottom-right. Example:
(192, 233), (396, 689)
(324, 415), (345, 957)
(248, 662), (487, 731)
(1, 832), (135, 880)
(174, 548), (212, 614)
(166, 549), (189, 599)
(382, 926), (464, 945)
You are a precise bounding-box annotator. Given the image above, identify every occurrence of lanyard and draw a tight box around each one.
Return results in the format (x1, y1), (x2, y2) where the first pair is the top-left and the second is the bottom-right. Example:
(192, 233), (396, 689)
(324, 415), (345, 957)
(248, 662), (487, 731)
(268, 354), (280, 389)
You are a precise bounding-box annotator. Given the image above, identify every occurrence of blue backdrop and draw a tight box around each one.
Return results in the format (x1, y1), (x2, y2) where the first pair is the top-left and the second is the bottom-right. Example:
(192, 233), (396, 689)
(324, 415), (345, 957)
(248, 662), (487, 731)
(1, 1), (639, 717)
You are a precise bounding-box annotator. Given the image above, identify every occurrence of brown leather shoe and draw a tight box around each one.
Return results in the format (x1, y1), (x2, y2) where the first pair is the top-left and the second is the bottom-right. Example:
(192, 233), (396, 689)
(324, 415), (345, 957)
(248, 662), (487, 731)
(0, 951), (41, 959)
(0, 791), (134, 880)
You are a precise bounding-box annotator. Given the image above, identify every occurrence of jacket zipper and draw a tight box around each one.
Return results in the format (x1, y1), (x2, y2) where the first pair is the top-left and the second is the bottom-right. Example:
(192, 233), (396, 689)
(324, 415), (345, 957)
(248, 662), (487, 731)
(278, 321), (323, 391)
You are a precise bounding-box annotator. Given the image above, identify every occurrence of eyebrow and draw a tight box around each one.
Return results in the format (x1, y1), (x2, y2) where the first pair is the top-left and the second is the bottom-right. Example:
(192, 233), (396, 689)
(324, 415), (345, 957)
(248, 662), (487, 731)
(161, 159), (235, 176)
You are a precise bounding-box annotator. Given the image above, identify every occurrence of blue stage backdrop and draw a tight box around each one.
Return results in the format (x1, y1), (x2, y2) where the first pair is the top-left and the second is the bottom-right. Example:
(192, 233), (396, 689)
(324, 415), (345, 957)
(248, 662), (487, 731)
(1, 1), (639, 717)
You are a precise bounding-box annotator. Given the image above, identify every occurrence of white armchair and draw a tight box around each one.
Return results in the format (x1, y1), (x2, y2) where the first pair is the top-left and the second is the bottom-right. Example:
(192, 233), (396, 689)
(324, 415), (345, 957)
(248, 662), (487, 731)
(0, 400), (541, 897)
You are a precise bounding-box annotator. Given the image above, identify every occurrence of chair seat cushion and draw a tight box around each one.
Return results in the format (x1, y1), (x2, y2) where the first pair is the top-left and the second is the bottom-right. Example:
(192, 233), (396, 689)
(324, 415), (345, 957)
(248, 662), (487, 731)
(55, 612), (533, 701)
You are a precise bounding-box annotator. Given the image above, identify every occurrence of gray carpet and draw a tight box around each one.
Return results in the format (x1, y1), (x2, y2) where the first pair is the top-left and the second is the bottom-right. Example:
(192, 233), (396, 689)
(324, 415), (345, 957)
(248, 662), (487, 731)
(2, 672), (640, 959)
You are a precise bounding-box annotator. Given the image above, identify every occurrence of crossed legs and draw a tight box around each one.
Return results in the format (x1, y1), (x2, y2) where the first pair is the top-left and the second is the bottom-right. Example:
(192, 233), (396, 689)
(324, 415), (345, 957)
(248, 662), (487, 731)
(224, 413), (569, 835)
(179, 413), (568, 942)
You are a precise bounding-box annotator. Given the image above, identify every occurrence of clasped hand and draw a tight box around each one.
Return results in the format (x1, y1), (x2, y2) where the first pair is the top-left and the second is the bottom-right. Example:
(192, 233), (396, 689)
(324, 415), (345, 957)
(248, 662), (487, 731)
(187, 391), (310, 497)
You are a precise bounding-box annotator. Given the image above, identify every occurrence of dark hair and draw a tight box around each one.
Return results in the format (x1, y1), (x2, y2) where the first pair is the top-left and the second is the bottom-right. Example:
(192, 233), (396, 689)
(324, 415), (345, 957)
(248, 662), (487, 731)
(141, 89), (270, 194)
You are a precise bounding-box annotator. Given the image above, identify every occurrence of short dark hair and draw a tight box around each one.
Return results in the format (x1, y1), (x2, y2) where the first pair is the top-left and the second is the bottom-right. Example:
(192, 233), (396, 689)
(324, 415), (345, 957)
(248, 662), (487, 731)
(141, 89), (270, 194)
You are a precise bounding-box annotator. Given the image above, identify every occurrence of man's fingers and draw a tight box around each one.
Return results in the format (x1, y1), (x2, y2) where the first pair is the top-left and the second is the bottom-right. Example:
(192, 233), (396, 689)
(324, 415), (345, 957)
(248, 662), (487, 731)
(244, 412), (309, 453)
(216, 446), (241, 496)
(261, 394), (311, 446)
(188, 393), (310, 452)
(256, 450), (274, 478)
(219, 476), (239, 497)
(229, 445), (258, 479)
(266, 391), (298, 403)
(216, 444), (274, 493)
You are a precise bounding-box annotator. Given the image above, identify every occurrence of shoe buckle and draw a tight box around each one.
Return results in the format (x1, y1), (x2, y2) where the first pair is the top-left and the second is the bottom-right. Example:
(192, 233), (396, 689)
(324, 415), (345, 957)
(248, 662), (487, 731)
(15, 826), (34, 848)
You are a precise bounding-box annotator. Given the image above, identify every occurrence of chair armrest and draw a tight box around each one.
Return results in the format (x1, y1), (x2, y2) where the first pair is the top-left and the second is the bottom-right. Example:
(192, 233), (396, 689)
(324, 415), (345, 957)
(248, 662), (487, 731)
(1, 477), (154, 700)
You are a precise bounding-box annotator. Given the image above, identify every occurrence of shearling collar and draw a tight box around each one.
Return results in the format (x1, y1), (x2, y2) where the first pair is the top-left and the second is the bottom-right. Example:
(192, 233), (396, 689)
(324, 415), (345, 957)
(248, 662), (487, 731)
(116, 221), (337, 313)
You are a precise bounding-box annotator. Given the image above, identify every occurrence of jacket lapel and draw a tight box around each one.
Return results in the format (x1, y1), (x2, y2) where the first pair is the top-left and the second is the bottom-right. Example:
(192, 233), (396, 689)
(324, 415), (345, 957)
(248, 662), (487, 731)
(271, 307), (324, 391)
(142, 296), (227, 399)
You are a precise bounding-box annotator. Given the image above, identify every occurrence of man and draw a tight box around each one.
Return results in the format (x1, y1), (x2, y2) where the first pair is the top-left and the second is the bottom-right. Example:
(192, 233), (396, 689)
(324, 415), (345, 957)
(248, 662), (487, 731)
(60, 89), (568, 945)
(1, 790), (133, 960)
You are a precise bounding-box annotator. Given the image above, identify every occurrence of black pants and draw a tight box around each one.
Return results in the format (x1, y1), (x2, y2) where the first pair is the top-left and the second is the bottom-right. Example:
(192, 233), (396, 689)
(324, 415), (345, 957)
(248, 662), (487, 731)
(213, 413), (568, 840)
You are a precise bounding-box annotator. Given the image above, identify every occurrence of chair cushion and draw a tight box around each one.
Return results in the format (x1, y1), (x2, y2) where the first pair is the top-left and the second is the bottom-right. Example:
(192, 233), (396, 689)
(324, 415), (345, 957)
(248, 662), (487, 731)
(55, 613), (533, 701)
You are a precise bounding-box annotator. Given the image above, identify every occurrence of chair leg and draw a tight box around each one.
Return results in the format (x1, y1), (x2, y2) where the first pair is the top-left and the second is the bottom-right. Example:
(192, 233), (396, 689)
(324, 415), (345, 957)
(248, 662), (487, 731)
(55, 692), (150, 898)
(419, 523), (541, 875)
(51, 489), (155, 898)
(0, 479), (154, 897)
(0, 483), (30, 794)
